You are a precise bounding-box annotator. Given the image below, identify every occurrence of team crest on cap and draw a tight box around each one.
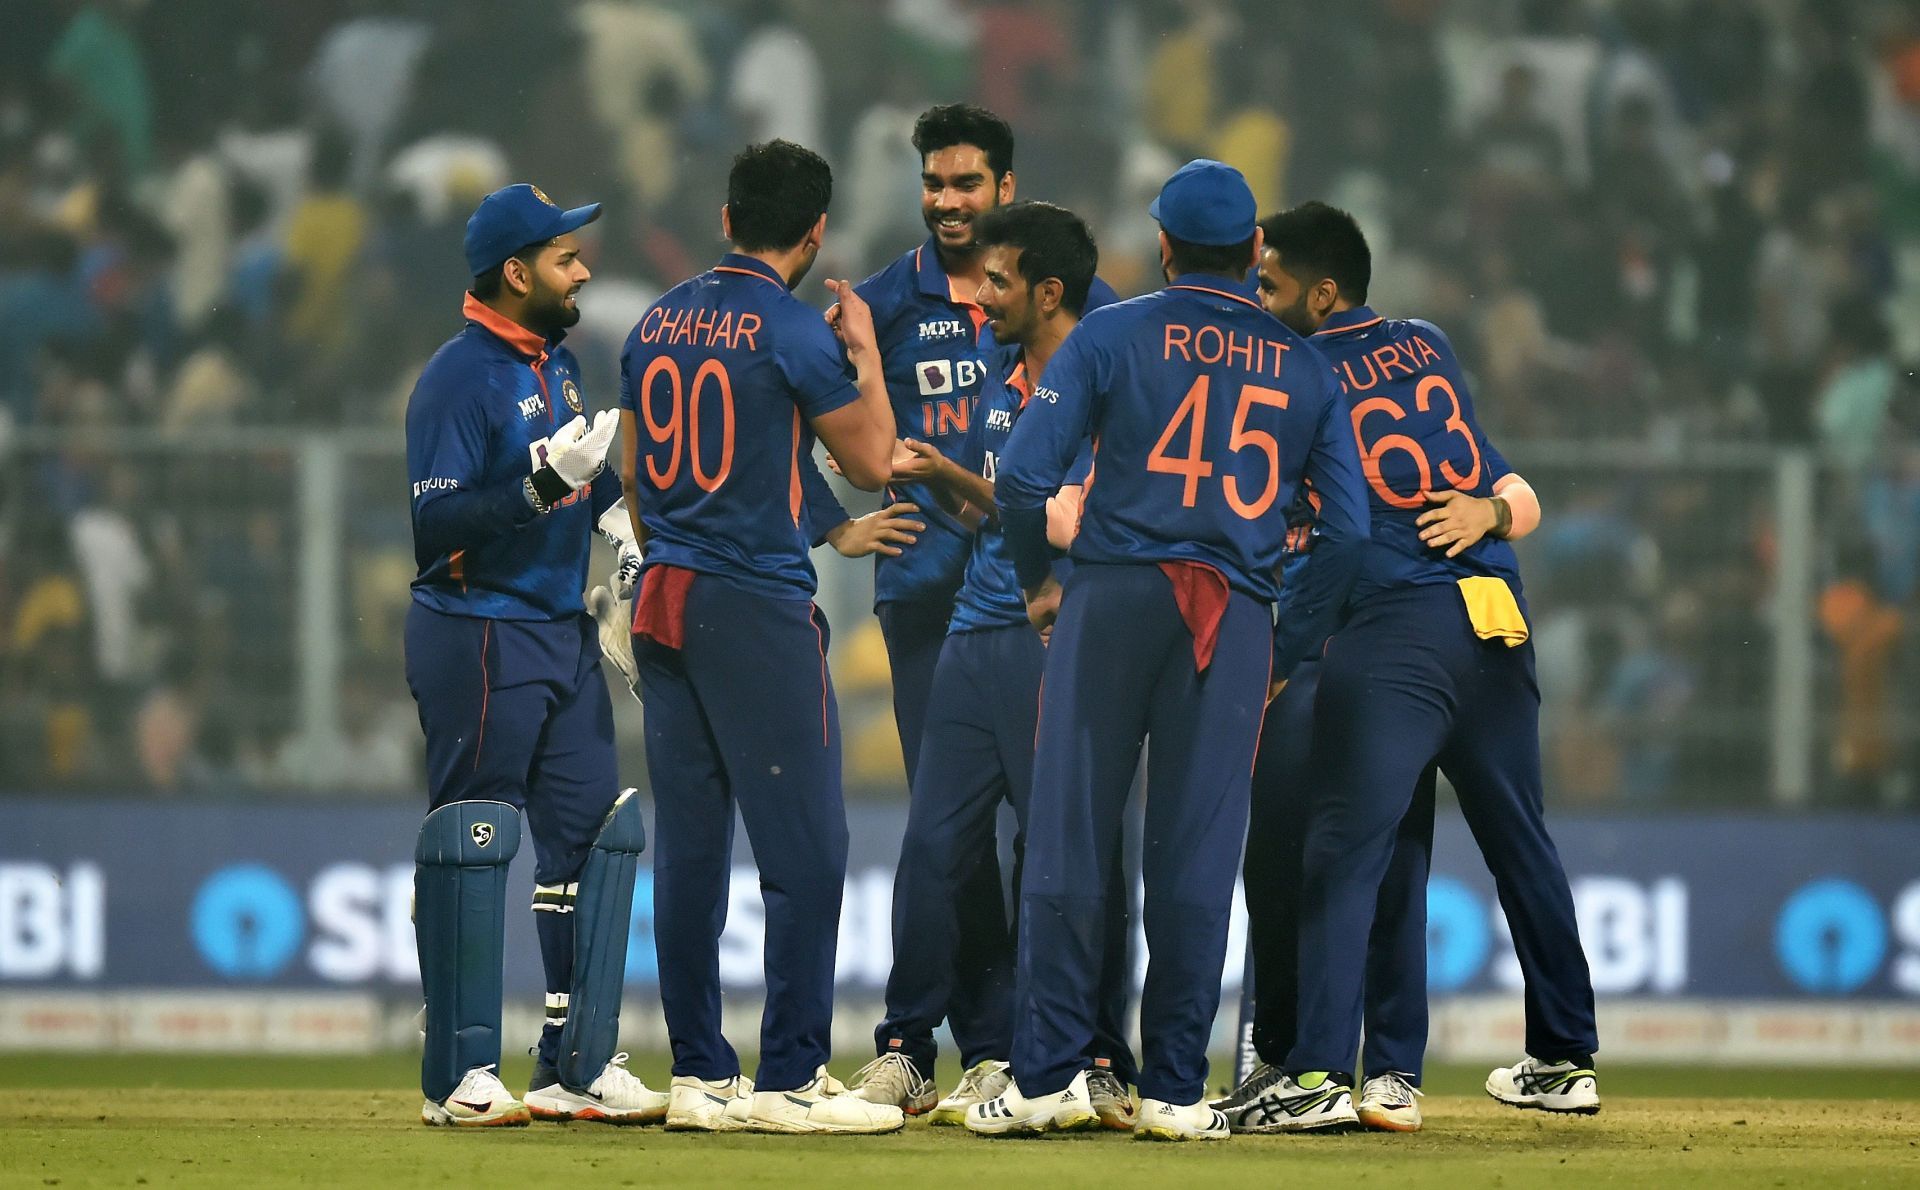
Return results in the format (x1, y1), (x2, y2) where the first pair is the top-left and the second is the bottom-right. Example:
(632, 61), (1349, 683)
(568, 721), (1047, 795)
(529, 184), (553, 206)
(562, 379), (583, 413)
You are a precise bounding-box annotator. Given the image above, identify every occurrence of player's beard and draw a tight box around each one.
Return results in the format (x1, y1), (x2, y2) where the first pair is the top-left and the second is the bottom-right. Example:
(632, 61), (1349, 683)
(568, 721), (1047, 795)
(524, 282), (584, 339)
(1273, 294), (1318, 337)
(923, 200), (994, 253)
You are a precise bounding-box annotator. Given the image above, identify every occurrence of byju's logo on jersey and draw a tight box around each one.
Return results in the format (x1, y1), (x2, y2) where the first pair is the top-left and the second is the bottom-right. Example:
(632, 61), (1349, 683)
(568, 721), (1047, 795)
(917, 318), (969, 341)
(917, 359), (955, 396)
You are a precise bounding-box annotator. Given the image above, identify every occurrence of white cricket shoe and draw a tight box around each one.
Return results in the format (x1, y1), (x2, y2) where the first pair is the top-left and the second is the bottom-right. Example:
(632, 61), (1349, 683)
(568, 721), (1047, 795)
(744, 1066), (906, 1134)
(963, 1070), (1099, 1137)
(666, 1073), (754, 1131)
(1356, 1072), (1424, 1132)
(525, 1052), (668, 1124)
(847, 1051), (937, 1115)
(1218, 1069), (1357, 1134)
(1087, 1063), (1136, 1130)
(421, 1065), (531, 1127)
(928, 1059), (1010, 1126)
(1486, 1056), (1600, 1114)
(1134, 1096), (1230, 1142)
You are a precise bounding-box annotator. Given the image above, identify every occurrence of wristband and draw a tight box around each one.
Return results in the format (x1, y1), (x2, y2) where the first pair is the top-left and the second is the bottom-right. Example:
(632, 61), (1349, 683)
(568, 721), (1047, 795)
(1489, 496), (1513, 539)
(528, 465), (572, 510)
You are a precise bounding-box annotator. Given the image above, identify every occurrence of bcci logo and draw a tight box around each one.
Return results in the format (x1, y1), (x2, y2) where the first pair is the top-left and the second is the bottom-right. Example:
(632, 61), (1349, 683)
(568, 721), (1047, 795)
(471, 823), (494, 848)
(529, 184), (553, 206)
(562, 379), (583, 414)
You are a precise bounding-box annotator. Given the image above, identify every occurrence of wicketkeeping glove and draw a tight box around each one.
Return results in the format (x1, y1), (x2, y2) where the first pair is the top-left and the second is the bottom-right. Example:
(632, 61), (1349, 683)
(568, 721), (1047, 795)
(529, 410), (619, 508)
(586, 584), (639, 701)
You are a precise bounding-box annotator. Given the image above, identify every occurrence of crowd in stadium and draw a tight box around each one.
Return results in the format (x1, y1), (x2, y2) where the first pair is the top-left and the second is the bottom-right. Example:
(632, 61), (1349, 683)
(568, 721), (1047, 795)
(2, 0), (1917, 803)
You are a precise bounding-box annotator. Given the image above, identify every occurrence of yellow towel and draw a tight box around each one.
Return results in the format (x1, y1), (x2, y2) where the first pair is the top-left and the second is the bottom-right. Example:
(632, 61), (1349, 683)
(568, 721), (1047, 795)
(1457, 576), (1529, 646)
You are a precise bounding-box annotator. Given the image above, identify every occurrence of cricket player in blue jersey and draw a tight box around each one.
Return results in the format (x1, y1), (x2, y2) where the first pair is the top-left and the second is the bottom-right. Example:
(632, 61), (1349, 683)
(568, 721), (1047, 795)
(1244, 202), (1599, 1126)
(844, 202), (1136, 1128)
(404, 184), (662, 1127)
(967, 161), (1371, 1141)
(617, 140), (904, 1135)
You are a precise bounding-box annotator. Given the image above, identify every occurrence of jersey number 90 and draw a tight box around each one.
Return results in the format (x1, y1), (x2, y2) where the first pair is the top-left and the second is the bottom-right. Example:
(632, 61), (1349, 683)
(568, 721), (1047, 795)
(640, 356), (736, 492)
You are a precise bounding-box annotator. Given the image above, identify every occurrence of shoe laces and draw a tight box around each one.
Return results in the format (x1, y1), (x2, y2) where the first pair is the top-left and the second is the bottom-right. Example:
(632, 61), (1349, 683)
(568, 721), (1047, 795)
(950, 1061), (1005, 1101)
(1086, 1067), (1127, 1102)
(849, 1052), (926, 1096)
(1221, 1062), (1282, 1106)
(1363, 1072), (1422, 1106)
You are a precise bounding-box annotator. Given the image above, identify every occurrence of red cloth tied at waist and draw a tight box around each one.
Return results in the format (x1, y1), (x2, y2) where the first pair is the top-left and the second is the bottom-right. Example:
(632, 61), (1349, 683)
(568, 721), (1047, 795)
(631, 564), (696, 650)
(1158, 560), (1231, 673)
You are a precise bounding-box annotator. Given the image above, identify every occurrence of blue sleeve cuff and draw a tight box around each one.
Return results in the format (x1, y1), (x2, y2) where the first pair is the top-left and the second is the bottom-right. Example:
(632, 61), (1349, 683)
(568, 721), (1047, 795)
(1002, 505), (1054, 591)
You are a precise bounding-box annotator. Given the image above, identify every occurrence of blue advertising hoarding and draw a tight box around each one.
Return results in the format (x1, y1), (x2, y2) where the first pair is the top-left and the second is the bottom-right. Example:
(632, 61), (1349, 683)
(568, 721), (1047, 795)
(4, 797), (1917, 1000)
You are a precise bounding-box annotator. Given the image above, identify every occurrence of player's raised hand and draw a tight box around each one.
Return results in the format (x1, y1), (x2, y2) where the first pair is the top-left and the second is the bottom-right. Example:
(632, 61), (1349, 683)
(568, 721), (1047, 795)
(824, 279), (877, 359)
(891, 438), (948, 483)
(1024, 574), (1064, 644)
(826, 502), (926, 558)
(548, 409), (621, 489)
(1416, 488), (1500, 557)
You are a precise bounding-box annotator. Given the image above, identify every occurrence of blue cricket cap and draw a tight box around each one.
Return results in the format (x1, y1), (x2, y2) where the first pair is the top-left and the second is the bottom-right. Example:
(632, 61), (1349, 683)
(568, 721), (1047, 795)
(464, 183), (603, 276)
(1148, 159), (1256, 247)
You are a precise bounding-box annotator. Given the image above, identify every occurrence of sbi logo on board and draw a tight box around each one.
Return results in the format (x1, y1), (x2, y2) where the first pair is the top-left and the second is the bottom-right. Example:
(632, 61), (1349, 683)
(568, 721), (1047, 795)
(1772, 879), (1920, 994)
(1423, 876), (1688, 994)
(182, 863), (901, 986)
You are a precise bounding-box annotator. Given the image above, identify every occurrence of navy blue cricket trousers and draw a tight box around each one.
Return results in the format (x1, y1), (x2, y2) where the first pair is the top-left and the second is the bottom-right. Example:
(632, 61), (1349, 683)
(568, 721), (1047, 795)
(1244, 658), (1434, 1082)
(1286, 584), (1597, 1077)
(1012, 563), (1271, 1106)
(878, 623), (1136, 1082)
(404, 601), (619, 1067)
(637, 575), (849, 1093)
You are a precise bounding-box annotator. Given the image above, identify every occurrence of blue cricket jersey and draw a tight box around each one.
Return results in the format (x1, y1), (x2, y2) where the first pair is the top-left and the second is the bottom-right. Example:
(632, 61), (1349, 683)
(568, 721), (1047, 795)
(406, 294), (617, 621)
(619, 253), (860, 601)
(947, 343), (1090, 634)
(1308, 306), (1521, 604)
(995, 273), (1371, 675)
(856, 237), (1116, 607)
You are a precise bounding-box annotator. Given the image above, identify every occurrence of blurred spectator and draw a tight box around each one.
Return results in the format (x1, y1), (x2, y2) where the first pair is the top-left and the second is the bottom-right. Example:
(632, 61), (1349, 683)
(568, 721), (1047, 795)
(728, 0), (823, 150)
(45, 0), (152, 178)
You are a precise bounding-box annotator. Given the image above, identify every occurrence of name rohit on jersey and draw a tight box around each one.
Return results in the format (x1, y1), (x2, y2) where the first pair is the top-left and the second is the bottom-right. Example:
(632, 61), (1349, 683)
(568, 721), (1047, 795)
(413, 477), (460, 499)
(636, 305), (763, 350)
(1163, 324), (1291, 378)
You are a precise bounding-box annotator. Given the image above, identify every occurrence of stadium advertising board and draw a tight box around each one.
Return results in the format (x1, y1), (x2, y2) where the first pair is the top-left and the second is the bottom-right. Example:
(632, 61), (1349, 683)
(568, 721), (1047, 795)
(4, 798), (1918, 1001)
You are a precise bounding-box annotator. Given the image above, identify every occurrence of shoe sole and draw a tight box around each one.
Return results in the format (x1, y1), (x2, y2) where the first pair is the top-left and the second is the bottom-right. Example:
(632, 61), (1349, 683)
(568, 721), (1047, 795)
(1135, 1125), (1228, 1142)
(743, 1118), (906, 1134)
(528, 1104), (666, 1125)
(1230, 1111), (1360, 1135)
(1485, 1088), (1601, 1115)
(966, 1109), (1100, 1137)
(1095, 1110), (1136, 1131)
(664, 1115), (748, 1132)
(926, 1107), (967, 1127)
(1356, 1107), (1422, 1133)
(421, 1106), (532, 1128)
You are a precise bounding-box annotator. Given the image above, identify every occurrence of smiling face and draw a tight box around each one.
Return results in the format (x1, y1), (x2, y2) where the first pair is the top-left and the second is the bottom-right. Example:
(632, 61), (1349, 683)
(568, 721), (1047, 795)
(976, 243), (1039, 344)
(1257, 244), (1325, 336)
(921, 144), (1013, 254)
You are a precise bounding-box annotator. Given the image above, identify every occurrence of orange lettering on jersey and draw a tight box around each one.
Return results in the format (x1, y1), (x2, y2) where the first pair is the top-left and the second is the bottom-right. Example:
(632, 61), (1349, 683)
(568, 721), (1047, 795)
(710, 310), (734, 349)
(639, 306), (666, 344)
(1411, 334), (1442, 366)
(693, 307), (717, 345)
(936, 398), (970, 437)
(1339, 353), (1381, 392)
(735, 313), (762, 352)
(1225, 330), (1255, 370)
(672, 312), (699, 345)
(655, 308), (682, 344)
(1164, 324), (1193, 361)
(1376, 342), (1416, 379)
(1193, 325), (1225, 363)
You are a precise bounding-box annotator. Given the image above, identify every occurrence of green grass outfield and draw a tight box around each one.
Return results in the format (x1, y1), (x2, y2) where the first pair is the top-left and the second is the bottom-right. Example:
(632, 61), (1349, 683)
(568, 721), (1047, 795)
(5, 1053), (1918, 1188)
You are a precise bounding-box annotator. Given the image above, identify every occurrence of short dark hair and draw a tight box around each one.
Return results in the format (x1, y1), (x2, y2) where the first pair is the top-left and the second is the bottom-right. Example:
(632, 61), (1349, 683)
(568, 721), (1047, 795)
(726, 139), (833, 253)
(1259, 201), (1372, 303)
(974, 201), (1098, 316)
(1164, 231), (1259, 279)
(471, 238), (554, 299)
(912, 103), (1014, 180)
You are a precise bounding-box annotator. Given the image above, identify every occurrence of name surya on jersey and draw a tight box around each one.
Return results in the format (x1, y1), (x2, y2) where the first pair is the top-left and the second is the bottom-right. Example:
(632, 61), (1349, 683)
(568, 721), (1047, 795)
(1161, 322), (1292, 378)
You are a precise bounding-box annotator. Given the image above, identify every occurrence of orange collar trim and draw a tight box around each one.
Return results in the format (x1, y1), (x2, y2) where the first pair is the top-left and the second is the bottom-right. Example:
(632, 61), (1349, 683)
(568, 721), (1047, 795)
(1312, 315), (1383, 336)
(1167, 283), (1263, 312)
(463, 293), (548, 358)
